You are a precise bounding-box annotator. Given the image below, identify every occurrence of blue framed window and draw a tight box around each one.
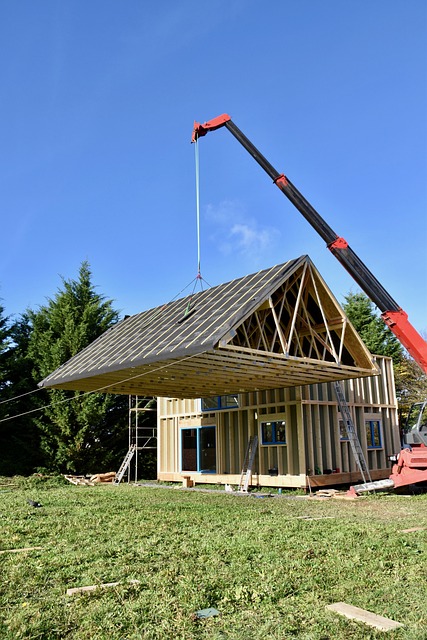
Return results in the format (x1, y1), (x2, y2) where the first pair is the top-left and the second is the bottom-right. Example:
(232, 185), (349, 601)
(365, 420), (382, 448)
(260, 420), (286, 445)
(201, 395), (239, 411)
(339, 419), (349, 441)
(181, 426), (216, 472)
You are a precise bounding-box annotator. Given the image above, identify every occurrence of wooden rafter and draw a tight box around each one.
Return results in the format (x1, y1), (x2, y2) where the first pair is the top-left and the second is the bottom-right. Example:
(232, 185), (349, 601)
(268, 296), (288, 354)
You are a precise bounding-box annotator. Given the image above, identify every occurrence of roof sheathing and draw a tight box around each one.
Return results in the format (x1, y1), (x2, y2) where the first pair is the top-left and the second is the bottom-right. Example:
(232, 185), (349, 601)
(39, 256), (377, 397)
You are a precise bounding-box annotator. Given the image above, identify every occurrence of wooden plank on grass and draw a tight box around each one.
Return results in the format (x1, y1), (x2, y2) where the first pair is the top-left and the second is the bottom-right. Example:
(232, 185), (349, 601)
(0, 546), (43, 554)
(295, 516), (335, 521)
(66, 579), (139, 596)
(400, 527), (425, 533)
(326, 602), (403, 631)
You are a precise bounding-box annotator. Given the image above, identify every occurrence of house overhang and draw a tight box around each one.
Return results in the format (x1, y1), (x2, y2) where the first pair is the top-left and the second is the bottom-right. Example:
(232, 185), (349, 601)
(42, 346), (377, 398)
(39, 257), (378, 398)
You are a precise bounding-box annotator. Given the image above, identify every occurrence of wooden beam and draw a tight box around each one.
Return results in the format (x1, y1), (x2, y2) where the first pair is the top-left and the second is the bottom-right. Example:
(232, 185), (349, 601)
(268, 297), (288, 354)
(66, 580), (140, 596)
(0, 547), (43, 555)
(326, 602), (403, 631)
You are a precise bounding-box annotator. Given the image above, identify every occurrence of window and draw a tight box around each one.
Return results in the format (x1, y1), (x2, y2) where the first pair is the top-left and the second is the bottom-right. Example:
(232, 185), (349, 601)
(201, 395), (239, 411)
(181, 426), (216, 472)
(339, 420), (349, 441)
(260, 420), (286, 445)
(365, 420), (382, 448)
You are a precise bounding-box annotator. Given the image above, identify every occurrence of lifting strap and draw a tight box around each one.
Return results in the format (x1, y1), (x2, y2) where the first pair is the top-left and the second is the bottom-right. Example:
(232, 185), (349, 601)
(194, 136), (201, 278)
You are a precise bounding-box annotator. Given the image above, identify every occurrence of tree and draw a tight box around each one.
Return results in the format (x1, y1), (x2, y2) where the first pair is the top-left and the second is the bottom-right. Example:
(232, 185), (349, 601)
(343, 291), (427, 426)
(343, 292), (403, 364)
(394, 353), (427, 423)
(0, 301), (10, 390)
(27, 262), (128, 473)
(0, 309), (43, 474)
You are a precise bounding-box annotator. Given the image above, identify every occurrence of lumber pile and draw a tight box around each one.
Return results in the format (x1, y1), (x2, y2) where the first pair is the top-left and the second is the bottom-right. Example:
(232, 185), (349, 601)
(90, 472), (116, 484)
(63, 472), (116, 486)
(313, 489), (356, 500)
(64, 475), (94, 486)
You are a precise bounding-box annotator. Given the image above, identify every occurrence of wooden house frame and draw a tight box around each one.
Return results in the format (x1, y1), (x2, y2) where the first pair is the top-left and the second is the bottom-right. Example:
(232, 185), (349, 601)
(157, 355), (399, 490)
(39, 255), (399, 488)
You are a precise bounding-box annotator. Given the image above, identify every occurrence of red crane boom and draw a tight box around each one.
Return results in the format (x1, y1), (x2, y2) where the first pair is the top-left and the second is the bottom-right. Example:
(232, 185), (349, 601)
(192, 114), (427, 374)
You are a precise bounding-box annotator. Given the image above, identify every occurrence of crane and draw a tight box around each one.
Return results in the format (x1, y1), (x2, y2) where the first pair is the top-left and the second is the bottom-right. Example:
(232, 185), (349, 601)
(192, 114), (427, 373)
(192, 114), (427, 493)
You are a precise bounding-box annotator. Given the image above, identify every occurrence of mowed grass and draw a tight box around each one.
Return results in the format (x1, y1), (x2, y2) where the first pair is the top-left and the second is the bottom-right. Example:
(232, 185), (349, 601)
(0, 477), (426, 640)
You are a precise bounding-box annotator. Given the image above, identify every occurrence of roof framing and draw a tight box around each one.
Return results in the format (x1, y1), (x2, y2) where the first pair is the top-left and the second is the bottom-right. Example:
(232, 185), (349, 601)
(39, 256), (377, 398)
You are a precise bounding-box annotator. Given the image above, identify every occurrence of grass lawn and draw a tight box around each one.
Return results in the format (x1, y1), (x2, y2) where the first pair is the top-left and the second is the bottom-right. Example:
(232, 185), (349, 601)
(0, 476), (426, 639)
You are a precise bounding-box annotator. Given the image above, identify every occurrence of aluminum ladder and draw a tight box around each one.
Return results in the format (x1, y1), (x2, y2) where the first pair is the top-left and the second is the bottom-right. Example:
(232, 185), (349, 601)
(333, 381), (371, 484)
(114, 444), (136, 485)
(238, 435), (258, 492)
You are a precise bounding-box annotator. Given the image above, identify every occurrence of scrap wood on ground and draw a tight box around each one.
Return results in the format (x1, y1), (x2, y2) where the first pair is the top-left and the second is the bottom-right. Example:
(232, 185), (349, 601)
(66, 579), (140, 596)
(326, 602), (404, 631)
(0, 546), (44, 555)
(312, 489), (357, 500)
(64, 472), (116, 486)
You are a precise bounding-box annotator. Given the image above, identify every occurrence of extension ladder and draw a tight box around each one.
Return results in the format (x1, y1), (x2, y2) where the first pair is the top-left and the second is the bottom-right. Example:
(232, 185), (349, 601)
(333, 381), (371, 484)
(114, 445), (136, 484)
(238, 435), (258, 492)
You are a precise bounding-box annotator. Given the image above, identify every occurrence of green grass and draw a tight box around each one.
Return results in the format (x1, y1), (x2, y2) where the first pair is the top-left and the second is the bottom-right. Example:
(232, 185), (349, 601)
(0, 476), (426, 639)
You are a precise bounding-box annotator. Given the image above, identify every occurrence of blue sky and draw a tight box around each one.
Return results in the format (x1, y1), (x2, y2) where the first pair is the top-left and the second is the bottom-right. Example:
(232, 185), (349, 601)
(1, 1), (426, 338)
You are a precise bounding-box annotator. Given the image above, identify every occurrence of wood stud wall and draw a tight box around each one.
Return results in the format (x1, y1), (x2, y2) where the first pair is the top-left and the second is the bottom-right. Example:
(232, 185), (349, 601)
(157, 356), (399, 489)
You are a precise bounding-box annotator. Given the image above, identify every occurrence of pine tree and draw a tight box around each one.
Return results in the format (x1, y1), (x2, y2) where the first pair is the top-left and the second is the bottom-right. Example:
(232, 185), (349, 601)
(343, 292), (403, 364)
(27, 262), (128, 473)
(0, 309), (43, 474)
(0, 301), (10, 384)
(343, 291), (427, 427)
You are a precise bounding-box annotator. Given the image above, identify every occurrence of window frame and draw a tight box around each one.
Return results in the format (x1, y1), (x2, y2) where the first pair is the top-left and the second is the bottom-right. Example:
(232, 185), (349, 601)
(260, 419), (287, 446)
(201, 395), (239, 412)
(339, 419), (349, 441)
(180, 425), (216, 473)
(365, 419), (382, 449)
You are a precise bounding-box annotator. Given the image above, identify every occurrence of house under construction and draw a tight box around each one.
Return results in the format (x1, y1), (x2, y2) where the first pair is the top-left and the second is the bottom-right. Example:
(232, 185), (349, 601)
(40, 255), (399, 490)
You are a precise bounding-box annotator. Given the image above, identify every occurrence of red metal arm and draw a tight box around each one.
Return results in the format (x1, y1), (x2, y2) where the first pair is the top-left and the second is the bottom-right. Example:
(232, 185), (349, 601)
(192, 114), (427, 373)
(192, 114), (231, 142)
(381, 310), (427, 372)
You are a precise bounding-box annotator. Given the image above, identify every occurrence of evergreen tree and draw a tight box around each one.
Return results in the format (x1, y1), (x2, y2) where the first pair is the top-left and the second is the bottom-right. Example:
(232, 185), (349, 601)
(0, 309), (43, 474)
(0, 301), (10, 386)
(343, 291), (427, 427)
(343, 292), (403, 364)
(0, 301), (12, 440)
(27, 262), (128, 473)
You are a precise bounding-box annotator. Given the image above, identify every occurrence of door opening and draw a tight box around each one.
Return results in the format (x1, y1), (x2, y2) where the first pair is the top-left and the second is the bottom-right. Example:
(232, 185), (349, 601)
(181, 426), (216, 473)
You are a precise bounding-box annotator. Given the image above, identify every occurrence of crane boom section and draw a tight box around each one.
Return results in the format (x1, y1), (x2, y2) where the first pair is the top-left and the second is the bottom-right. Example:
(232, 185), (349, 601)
(192, 115), (427, 373)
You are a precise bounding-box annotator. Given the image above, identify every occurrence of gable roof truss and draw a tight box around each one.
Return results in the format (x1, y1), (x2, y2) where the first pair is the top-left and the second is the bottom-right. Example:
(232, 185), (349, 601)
(222, 262), (349, 366)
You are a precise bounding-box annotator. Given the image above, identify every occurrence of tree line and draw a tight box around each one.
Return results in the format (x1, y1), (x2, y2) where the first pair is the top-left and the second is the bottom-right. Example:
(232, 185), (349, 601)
(343, 291), (427, 418)
(0, 262), (132, 476)
(0, 263), (425, 477)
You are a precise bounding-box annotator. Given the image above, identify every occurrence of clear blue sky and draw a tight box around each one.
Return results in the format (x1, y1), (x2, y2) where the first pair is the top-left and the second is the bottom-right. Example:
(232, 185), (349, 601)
(1, 1), (426, 337)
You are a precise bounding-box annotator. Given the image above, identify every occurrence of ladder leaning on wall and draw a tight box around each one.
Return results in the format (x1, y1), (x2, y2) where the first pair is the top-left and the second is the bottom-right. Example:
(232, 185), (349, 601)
(333, 381), (372, 484)
(238, 435), (259, 493)
(114, 445), (136, 485)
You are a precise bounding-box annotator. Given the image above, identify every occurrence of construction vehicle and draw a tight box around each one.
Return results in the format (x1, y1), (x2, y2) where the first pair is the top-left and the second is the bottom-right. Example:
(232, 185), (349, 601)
(348, 400), (427, 495)
(192, 114), (427, 494)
